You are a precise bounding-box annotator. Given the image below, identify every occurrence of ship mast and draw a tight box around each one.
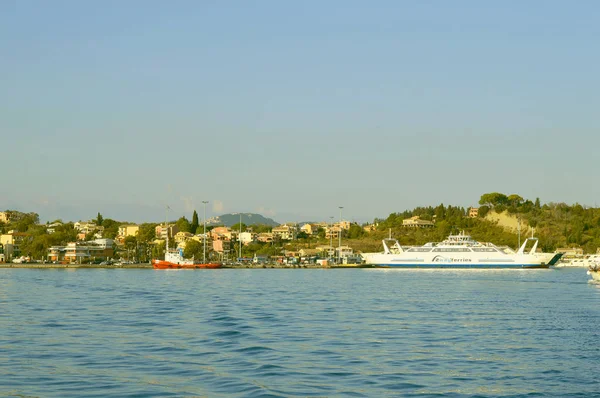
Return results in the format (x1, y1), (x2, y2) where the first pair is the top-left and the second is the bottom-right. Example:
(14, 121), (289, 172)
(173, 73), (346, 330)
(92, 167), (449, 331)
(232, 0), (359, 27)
(165, 205), (170, 259)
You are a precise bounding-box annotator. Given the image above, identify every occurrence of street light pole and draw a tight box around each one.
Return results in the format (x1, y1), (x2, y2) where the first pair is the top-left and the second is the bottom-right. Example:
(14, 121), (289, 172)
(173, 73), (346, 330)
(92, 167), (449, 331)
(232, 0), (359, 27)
(338, 206), (343, 264)
(202, 201), (208, 264)
(329, 216), (333, 260)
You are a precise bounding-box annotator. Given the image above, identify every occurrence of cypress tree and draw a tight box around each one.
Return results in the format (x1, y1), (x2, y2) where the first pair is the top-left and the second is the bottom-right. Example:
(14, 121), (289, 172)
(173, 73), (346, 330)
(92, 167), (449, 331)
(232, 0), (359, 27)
(191, 210), (199, 233)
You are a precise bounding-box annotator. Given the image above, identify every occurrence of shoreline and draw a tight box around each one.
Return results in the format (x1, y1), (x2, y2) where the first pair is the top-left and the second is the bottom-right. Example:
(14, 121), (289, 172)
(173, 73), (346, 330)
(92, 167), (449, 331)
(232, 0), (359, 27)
(0, 263), (367, 269)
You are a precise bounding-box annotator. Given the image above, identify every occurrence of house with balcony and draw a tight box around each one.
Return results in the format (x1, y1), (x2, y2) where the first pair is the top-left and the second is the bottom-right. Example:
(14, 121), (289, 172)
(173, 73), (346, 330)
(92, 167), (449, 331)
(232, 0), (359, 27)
(338, 221), (351, 230)
(257, 232), (274, 243)
(272, 224), (297, 240)
(155, 224), (179, 240)
(191, 233), (210, 244)
(46, 222), (63, 234)
(174, 231), (193, 244)
(118, 225), (140, 238)
(212, 239), (231, 254)
(402, 216), (434, 228)
(210, 227), (232, 241)
(325, 226), (341, 239)
(300, 223), (315, 235)
(239, 231), (256, 245)
(363, 223), (377, 233)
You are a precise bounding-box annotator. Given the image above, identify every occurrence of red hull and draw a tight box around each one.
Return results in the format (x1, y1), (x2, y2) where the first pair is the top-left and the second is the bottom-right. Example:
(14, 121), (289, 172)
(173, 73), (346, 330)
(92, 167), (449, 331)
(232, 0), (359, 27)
(153, 260), (221, 269)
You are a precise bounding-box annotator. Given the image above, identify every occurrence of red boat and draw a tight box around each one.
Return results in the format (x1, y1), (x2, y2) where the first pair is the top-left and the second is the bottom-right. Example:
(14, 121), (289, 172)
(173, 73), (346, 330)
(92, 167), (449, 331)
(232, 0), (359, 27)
(153, 259), (221, 269)
(153, 248), (221, 269)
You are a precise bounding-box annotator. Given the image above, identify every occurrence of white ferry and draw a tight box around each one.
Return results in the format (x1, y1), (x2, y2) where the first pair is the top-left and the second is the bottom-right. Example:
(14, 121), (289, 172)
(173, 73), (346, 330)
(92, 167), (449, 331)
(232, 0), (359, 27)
(361, 232), (562, 269)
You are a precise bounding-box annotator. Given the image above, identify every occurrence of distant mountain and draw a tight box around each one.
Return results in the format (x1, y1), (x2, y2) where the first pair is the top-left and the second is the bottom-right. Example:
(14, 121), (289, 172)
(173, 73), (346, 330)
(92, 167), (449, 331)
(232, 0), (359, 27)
(206, 213), (279, 227)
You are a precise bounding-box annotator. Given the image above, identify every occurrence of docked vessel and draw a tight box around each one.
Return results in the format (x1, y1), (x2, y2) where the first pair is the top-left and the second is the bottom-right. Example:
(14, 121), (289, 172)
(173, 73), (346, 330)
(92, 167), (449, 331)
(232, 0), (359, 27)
(361, 232), (562, 269)
(587, 257), (600, 282)
(153, 247), (221, 269)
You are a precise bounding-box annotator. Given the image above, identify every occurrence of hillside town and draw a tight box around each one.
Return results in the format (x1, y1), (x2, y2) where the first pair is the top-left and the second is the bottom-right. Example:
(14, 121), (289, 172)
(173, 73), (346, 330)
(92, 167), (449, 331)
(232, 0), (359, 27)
(0, 210), (379, 265)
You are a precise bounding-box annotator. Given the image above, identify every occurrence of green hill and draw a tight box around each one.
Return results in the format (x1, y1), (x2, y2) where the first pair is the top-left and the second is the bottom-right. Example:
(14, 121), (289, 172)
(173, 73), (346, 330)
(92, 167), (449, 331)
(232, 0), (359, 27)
(209, 213), (279, 227)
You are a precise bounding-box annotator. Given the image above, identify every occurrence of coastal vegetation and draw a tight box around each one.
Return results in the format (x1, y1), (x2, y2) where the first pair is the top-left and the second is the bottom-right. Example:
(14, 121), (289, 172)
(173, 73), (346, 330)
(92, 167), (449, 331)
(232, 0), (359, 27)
(2, 192), (600, 262)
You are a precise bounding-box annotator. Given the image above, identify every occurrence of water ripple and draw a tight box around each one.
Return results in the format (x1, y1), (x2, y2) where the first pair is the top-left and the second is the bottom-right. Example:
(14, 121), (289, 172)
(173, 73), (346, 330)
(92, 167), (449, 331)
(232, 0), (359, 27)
(1, 268), (600, 396)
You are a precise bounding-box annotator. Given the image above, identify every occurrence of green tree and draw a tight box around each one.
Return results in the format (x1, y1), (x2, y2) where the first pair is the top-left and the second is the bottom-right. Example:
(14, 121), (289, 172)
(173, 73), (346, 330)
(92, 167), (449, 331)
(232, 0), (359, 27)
(101, 219), (120, 239)
(507, 194), (524, 207)
(191, 210), (199, 234)
(231, 223), (247, 232)
(183, 239), (203, 259)
(96, 212), (104, 226)
(347, 223), (365, 239)
(137, 223), (158, 243)
(175, 217), (191, 235)
(479, 192), (508, 208)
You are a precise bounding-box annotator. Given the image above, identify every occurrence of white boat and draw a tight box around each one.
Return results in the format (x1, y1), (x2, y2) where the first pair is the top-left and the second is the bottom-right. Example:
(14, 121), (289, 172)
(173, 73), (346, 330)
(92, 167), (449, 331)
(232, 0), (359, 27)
(587, 256), (600, 282)
(361, 232), (561, 269)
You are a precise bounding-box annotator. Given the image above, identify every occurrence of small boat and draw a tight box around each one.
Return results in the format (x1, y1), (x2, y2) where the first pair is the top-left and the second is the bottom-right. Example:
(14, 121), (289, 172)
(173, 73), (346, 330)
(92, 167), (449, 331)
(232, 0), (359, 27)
(361, 231), (562, 269)
(587, 257), (600, 282)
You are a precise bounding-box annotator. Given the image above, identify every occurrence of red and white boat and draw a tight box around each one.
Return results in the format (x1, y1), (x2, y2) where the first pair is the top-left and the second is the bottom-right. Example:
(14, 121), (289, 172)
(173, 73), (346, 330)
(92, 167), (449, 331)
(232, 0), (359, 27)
(153, 248), (221, 269)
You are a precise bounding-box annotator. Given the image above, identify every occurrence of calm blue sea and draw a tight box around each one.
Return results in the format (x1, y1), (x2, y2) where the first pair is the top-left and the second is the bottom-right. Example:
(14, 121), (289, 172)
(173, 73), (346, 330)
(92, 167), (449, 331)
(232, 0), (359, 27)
(1, 268), (599, 397)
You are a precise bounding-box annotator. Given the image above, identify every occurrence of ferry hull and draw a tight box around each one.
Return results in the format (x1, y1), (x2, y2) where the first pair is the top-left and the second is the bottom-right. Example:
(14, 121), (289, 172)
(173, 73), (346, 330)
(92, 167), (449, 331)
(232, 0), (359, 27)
(366, 263), (550, 269)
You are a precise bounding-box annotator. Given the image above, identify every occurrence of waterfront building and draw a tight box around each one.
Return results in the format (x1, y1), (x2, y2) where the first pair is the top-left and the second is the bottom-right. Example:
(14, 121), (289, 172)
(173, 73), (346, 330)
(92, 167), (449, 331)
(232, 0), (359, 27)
(0, 232), (28, 260)
(315, 245), (335, 257)
(48, 239), (115, 263)
(335, 245), (354, 258)
(555, 247), (584, 257)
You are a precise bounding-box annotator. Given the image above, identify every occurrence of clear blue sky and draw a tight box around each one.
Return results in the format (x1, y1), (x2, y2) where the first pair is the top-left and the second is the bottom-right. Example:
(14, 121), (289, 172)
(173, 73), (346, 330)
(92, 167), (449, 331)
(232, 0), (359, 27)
(1, 1), (599, 224)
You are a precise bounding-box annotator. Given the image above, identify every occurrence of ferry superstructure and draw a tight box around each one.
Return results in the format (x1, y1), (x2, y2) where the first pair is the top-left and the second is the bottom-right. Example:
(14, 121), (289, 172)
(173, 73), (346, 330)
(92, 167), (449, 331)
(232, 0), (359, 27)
(361, 232), (562, 269)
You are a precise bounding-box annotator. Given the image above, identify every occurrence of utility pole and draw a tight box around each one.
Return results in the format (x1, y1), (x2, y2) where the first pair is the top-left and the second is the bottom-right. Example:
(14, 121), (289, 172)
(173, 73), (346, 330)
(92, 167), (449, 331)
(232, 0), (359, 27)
(338, 206), (343, 264)
(202, 201), (208, 264)
(239, 213), (242, 260)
